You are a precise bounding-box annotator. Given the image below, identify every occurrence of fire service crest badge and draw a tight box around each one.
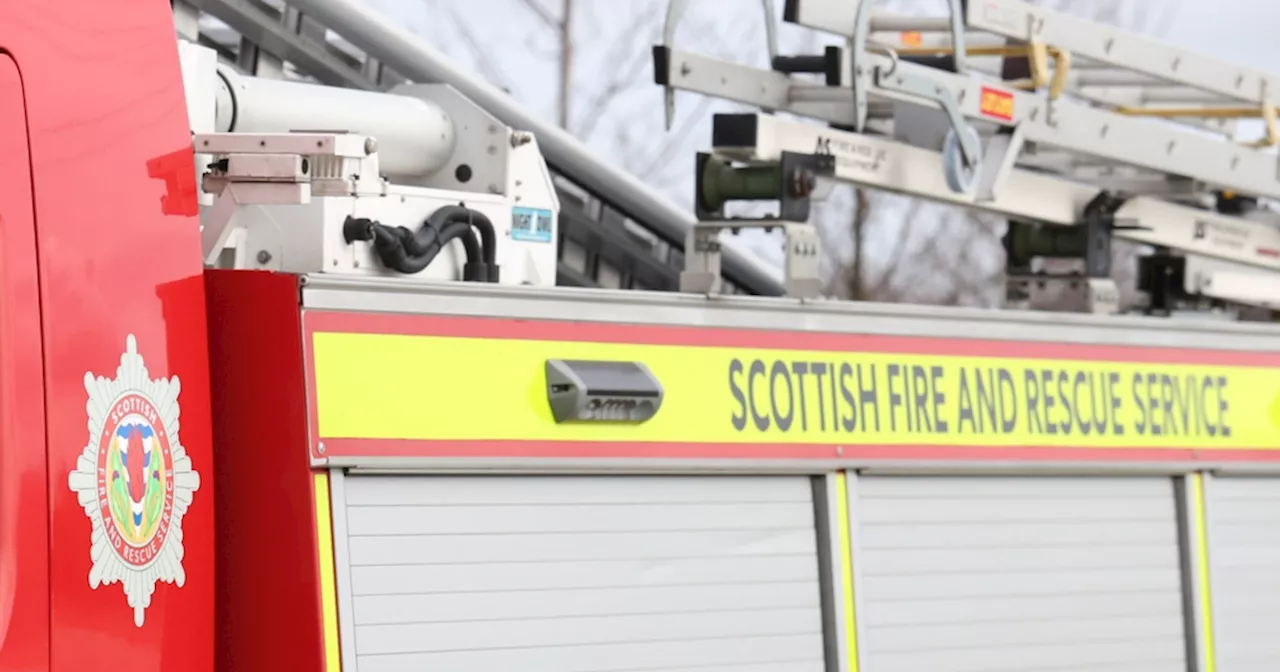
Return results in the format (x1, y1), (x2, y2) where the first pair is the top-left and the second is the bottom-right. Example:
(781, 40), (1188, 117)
(68, 335), (201, 626)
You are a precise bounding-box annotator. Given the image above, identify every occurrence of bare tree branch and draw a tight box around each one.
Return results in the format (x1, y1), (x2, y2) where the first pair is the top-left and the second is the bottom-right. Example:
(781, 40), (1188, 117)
(558, 0), (573, 128)
(633, 95), (716, 179)
(864, 202), (920, 300)
(512, 0), (559, 32)
(571, 18), (660, 141)
(850, 188), (869, 299)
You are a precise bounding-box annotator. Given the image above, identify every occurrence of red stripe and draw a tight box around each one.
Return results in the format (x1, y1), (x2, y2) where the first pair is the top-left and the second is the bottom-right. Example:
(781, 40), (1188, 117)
(302, 311), (1280, 367)
(317, 438), (1280, 463)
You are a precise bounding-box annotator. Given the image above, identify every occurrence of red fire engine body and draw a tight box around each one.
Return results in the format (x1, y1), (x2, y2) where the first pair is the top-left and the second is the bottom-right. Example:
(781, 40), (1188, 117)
(5, 2), (1280, 672)
(0, 2), (214, 670)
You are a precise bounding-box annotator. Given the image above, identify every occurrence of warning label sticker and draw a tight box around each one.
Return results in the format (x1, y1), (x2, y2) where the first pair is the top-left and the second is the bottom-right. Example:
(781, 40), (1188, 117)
(979, 86), (1015, 122)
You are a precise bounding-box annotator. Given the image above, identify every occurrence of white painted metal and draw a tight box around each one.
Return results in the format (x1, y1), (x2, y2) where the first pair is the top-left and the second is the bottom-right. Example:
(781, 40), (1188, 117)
(963, 0), (1275, 106)
(208, 63), (457, 178)
(196, 131), (559, 286)
(854, 475), (1189, 671)
(177, 40), (220, 208)
(662, 47), (1280, 202)
(1204, 476), (1280, 671)
(800, 0), (1278, 107)
(285, 0), (788, 296)
(1198, 271), (1280, 309)
(301, 276), (1280, 352)
(334, 474), (827, 672)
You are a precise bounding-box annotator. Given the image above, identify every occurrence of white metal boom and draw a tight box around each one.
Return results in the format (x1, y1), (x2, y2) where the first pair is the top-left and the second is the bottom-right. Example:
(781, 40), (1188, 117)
(653, 0), (1280, 317)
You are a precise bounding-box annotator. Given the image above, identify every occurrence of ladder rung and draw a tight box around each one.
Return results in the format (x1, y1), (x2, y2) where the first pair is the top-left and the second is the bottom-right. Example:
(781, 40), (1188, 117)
(868, 14), (954, 33)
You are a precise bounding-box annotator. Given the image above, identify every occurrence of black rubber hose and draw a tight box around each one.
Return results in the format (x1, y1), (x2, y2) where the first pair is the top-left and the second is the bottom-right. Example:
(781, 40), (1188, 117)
(437, 221), (483, 269)
(342, 216), (482, 276)
(471, 211), (497, 265)
(390, 223), (480, 275)
(426, 205), (497, 264)
(372, 226), (433, 275)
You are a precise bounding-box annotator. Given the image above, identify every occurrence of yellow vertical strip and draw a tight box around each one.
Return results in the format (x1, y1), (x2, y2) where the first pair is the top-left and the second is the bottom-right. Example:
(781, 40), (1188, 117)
(314, 472), (343, 672)
(835, 471), (860, 672)
(1191, 473), (1217, 672)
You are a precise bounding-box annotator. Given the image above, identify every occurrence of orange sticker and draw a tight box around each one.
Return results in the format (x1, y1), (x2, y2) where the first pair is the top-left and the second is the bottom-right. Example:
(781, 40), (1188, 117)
(900, 31), (923, 47)
(979, 86), (1015, 121)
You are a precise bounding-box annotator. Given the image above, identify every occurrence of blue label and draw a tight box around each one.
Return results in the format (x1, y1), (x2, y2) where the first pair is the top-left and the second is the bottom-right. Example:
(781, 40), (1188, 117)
(511, 206), (554, 243)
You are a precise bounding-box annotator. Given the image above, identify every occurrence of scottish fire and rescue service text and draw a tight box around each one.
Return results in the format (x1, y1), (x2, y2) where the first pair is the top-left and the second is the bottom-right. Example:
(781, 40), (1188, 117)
(728, 358), (1232, 438)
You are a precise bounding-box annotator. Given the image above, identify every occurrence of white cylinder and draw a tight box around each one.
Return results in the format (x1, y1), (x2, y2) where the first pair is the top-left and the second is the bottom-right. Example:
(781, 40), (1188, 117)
(213, 65), (456, 177)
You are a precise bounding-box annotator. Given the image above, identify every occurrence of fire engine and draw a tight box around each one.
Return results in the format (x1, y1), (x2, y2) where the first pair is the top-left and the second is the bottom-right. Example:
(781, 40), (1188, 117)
(2, 0), (1280, 670)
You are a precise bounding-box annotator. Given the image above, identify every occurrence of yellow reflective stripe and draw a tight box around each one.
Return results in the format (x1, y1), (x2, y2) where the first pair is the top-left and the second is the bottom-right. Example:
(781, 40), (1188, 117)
(835, 471), (859, 671)
(311, 332), (1280, 449)
(314, 472), (342, 672)
(1191, 473), (1216, 672)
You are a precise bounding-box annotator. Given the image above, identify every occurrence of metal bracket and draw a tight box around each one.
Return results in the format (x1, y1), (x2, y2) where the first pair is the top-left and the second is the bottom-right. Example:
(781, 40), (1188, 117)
(681, 220), (822, 299)
(194, 132), (385, 266)
(194, 132), (385, 196)
(660, 0), (778, 129)
(682, 149), (832, 299)
(872, 61), (983, 193)
(200, 180), (310, 266)
(851, 0), (967, 132)
(874, 64), (977, 163)
(975, 125), (1026, 202)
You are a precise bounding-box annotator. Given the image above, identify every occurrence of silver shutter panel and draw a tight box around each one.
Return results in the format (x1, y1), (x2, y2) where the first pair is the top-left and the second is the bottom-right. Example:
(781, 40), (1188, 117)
(855, 475), (1188, 672)
(1208, 476), (1280, 672)
(338, 475), (827, 672)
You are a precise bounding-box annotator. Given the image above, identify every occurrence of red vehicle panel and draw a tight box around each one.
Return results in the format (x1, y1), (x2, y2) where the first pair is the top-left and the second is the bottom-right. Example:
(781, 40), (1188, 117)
(205, 270), (332, 672)
(0, 2), (215, 670)
(0, 51), (50, 672)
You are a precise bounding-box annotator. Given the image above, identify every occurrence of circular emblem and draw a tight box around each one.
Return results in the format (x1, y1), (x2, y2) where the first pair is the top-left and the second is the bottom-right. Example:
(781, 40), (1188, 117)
(69, 335), (200, 627)
(96, 394), (176, 568)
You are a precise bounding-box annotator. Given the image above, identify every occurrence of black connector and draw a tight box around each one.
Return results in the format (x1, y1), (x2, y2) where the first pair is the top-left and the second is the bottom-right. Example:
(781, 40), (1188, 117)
(771, 46), (843, 86)
(342, 204), (500, 282)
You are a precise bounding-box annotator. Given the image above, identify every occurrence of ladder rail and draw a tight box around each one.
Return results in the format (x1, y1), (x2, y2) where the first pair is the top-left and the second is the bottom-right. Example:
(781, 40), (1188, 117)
(657, 47), (1265, 189)
(800, 0), (1275, 148)
(791, 0), (1277, 107)
(708, 112), (1280, 274)
(652, 0), (1280, 313)
(659, 0), (1280, 199)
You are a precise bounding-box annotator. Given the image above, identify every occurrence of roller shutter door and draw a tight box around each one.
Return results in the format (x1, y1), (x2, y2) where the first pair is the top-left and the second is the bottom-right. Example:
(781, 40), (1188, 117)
(336, 474), (826, 672)
(1208, 477), (1280, 671)
(855, 475), (1188, 672)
